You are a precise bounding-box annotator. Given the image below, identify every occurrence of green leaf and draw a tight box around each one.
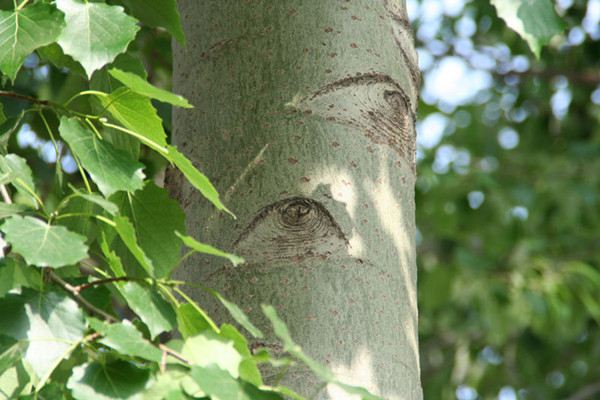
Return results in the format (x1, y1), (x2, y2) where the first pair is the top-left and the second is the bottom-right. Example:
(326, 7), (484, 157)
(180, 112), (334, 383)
(113, 216), (155, 277)
(122, 0), (185, 45)
(206, 289), (263, 338)
(59, 117), (145, 197)
(0, 202), (27, 219)
(176, 303), (213, 338)
(190, 365), (284, 400)
(111, 183), (185, 278)
(109, 69), (192, 108)
(0, 103), (5, 126)
(56, 0), (140, 77)
(0, 154), (37, 208)
(70, 190), (119, 216)
(1, 216), (88, 268)
(181, 331), (242, 377)
(118, 282), (176, 339)
(142, 368), (189, 400)
(37, 43), (87, 77)
(491, 0), (565, 57)
(88, 318), (163, 363)
(220, 324), (262, 386)
(0, 3), (65, 81)
(67, 360), (150, 400)
(98, 88), (167, 147)
(0, 290), (86, 382)
(167, 146), (232, 215)
(0, 258), (41, 297)
(176, 232), (243, 266)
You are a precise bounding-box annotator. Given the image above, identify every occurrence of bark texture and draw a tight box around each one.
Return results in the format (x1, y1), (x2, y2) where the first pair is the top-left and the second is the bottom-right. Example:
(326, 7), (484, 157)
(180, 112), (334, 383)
(171, 1), (422, 398)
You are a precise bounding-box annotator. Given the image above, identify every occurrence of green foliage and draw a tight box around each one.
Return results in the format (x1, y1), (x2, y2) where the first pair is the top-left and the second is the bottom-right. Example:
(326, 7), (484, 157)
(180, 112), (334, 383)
(0, 1), (380, 398)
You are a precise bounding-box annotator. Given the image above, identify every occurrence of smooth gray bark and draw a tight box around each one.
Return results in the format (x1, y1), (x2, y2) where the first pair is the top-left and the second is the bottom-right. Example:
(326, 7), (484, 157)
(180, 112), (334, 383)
(171, 1), (422, 398)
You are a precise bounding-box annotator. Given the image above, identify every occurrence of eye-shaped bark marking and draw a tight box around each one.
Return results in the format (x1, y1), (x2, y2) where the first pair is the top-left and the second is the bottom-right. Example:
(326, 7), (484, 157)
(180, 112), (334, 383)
(298, 73), (415, 167)
(233, 197), (348, 263)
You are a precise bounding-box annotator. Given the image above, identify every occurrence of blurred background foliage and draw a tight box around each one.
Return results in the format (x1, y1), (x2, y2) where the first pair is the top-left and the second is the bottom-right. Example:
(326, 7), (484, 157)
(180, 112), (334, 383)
(411, 0), (600, 399)
(1, 0), (599, 399)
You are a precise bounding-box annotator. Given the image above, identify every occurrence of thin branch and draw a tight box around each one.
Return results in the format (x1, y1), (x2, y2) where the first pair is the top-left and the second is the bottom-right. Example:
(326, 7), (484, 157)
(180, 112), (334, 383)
(73, 276), (140, 293)
(566, 382), (600, 400)
(48, 270), (117, 323)
(158, 343), (190, 365)
(0, 185), (12, 204)
(0, 90), (50, 106)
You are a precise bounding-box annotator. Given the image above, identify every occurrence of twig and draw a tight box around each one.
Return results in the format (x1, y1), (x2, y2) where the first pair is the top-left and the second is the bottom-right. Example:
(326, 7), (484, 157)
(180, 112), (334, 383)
(73, 276), (139, 293)
(158, 343), (190, 365)
(48, 270), (117, 323)
(0, 90), (50, 106)
(0, 185), (12, 204)
(565, 382), (600, 400)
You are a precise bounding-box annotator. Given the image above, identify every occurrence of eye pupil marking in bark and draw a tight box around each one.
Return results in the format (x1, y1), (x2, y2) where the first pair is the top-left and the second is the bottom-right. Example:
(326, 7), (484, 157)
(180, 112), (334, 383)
(281, 199), (313, 226)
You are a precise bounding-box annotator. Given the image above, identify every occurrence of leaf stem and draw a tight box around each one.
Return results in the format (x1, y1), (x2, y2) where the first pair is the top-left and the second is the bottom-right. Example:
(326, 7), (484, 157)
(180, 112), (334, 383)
(158, 343), (191, 365)
(64, 90), (108, 107)
(16, 0), (29, 10)
(100, 121), (169, 154)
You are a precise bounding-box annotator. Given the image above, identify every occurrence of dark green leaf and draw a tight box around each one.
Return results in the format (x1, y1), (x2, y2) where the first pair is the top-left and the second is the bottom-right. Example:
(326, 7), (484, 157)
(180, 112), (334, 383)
(37, 43), (87, 77)
(0, 3), (65, 81)
(118, 282), (176, 339)
(0, 290), (86, 382)
(59, 117), (145, 197)
(176, 232), (244, 267)
(0, 257), (41, 297)
(111, 183), (185, 278)
(0, 341), (25, 376)
(109, 69), (192, 108)
(122, 0), (185, 44)
(67, 360), (150, 400)
(56, 0), (140, 77)
(1, 216), (88, 268)
(89, 318), (163, 363)
(491, 0), (565, 57)
(113, 216), (155, 276)
(0, 103), (5, 126)
(70, 190), (119, 216)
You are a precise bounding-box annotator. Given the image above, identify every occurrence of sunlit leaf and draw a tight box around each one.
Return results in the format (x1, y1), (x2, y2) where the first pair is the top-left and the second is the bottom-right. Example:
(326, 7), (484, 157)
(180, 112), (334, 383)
(491, 0), (565, 57)
(0, 290), (86, 382)
(1, 216), (88, 268)
(118, 282), (176, 339)
(56, 0), (140, 77)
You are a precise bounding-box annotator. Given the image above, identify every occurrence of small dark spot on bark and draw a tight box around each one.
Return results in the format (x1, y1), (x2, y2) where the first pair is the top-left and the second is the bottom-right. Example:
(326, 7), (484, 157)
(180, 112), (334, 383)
(300, 176), (311, 183)
(288, 157), (298, 165)
(331, 141), (340, 147)
(350, 43), (358, 48)
(324, 27), (333, 33)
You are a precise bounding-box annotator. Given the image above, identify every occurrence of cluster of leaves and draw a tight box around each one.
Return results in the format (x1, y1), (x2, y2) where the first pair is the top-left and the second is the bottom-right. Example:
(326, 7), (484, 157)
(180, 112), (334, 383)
(0, 0), (380, 399)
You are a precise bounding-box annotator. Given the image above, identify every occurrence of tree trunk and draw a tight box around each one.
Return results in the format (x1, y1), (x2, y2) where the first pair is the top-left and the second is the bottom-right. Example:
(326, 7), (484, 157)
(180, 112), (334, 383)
(170, 1), (422, 398)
